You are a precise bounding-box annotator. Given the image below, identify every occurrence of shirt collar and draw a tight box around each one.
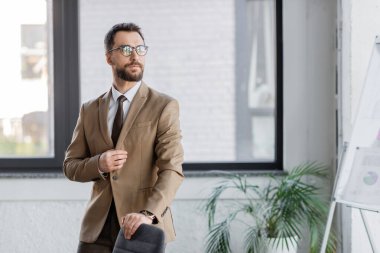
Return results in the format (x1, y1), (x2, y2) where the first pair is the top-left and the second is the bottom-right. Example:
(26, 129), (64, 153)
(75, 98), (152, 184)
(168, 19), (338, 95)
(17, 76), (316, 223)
(111, 81), (142, 103)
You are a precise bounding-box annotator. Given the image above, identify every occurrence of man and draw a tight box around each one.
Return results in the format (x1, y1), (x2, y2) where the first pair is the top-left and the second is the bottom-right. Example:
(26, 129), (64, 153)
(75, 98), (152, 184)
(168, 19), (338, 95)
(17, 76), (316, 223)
(63, 22), (184, 253)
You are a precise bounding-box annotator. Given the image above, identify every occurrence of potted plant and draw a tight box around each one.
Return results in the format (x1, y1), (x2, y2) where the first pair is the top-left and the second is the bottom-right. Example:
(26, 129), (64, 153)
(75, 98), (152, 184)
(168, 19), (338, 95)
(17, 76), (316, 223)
(203, 162), (337, 253)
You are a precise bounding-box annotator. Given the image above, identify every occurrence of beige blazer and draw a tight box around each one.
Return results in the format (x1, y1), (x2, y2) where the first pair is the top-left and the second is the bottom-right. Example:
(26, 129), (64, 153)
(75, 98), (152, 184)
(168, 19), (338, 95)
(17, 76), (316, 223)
(63, 82), (184, 243)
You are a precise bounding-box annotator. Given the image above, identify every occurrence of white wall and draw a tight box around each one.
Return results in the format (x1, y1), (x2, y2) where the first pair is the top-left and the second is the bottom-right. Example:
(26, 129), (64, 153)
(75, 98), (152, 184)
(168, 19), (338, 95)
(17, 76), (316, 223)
(80, 0), (236, 162)
(0, 179), (87, 252)
(283, 0), (336, 168)
(283, 0), (337, 252)
(340, 0), (380, 252)
(0, 0), (338, 252)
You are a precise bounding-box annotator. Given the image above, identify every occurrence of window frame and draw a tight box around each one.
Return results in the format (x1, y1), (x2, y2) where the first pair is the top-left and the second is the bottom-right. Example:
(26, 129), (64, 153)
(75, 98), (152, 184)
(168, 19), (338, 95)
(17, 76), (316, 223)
(0, 0), (282, 173)
(0, 0), (80, 173)
(184, 0), (283, 171)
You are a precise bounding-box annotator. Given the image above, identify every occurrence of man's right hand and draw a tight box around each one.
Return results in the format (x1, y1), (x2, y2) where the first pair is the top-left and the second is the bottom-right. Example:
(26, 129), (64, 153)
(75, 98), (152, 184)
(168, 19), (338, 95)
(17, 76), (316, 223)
(98, 149), (128, 173)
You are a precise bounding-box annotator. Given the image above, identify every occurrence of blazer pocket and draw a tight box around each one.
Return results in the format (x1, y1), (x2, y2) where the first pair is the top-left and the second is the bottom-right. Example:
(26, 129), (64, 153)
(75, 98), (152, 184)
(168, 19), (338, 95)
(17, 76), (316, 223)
(138, 187), (153, 199)
(131, 121), (152, 129)
(138, 186), (153, 191)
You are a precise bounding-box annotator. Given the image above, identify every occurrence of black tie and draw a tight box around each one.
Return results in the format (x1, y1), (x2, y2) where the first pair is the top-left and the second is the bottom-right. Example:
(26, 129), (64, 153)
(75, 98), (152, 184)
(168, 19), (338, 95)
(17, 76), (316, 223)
(111, 95), (127, 147)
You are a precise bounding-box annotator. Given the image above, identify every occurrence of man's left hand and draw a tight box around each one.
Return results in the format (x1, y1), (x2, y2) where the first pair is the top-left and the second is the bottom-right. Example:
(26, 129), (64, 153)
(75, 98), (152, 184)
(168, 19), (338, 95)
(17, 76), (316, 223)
(121, 213), (153, 239)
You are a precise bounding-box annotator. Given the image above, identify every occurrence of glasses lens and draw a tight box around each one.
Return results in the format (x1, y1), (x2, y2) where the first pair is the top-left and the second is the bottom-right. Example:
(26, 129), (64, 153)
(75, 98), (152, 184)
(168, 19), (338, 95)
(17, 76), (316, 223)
(136, 45), (148, 56)
(121, 45), (132, 56)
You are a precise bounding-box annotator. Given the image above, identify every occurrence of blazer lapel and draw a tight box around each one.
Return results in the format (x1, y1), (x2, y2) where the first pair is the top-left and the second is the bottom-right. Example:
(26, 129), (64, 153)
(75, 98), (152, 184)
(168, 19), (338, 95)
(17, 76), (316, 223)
(99, 89), (113, 147)
(115, 83), (149, 149)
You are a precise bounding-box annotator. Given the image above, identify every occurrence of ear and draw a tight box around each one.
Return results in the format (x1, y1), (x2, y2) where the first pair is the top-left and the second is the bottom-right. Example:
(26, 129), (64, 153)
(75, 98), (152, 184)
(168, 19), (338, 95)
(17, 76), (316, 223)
(105, 52), (113, 65)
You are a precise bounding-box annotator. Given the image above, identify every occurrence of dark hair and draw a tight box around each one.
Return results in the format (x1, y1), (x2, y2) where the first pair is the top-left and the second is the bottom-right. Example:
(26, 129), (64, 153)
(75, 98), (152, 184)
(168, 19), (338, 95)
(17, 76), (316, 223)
(104, 22), (145, 51)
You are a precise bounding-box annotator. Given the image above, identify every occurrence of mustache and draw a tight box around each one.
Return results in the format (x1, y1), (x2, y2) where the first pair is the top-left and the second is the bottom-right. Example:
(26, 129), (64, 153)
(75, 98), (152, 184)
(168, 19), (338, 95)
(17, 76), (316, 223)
(125, 61), (143, 68)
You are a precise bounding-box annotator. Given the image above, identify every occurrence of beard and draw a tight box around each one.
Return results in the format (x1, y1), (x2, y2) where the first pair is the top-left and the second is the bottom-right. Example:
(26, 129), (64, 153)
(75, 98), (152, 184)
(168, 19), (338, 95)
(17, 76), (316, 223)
(116, 62), (144, 81)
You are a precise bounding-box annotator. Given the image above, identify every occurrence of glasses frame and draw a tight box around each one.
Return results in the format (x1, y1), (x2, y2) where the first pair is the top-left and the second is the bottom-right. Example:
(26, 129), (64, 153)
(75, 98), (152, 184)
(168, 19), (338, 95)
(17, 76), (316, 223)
(108, 44), (149, 57)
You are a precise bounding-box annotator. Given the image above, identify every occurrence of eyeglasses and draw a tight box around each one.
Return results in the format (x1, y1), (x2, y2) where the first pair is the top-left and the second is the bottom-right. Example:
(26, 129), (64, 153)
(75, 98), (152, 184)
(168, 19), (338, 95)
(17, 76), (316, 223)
(108, 45), (149, 56)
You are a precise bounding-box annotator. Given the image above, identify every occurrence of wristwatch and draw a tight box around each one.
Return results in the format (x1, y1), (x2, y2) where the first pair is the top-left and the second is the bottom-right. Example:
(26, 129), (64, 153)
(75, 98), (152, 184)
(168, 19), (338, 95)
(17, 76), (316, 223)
(140, 210), (157, 223)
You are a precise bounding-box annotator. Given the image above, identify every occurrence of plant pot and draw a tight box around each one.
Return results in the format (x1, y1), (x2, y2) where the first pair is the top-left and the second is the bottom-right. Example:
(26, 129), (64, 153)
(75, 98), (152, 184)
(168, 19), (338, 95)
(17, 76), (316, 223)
(266, 237), (298, 253)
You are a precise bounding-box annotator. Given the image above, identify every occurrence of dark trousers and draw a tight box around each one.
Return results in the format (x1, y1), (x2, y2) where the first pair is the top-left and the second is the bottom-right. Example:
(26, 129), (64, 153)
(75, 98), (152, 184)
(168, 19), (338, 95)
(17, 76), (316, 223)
(77, 200), (120, 253)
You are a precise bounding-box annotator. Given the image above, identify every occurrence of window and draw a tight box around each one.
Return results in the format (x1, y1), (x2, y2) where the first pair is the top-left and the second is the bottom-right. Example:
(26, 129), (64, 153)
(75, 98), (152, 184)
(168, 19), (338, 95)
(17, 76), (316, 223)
(231, 0), (283, 170)
(0, 0), (79, 172)
(0, 2), (51, 157)
(2, 0), (282, 172)
(79, 0), (283, 171)
(182, 0), (283, 170)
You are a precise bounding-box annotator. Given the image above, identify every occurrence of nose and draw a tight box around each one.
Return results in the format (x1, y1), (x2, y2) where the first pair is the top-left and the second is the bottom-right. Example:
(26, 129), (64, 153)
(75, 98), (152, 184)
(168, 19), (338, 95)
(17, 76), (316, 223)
(129, 49), (139, 60)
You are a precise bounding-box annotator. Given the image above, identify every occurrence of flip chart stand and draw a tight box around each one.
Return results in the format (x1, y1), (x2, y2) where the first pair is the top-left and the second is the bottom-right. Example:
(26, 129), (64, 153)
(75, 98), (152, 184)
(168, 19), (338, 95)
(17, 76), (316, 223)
(320, 146), (380, 253)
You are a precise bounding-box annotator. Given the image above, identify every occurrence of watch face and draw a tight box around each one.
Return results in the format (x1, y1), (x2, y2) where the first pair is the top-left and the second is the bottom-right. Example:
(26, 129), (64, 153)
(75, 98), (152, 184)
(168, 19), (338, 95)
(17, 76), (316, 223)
(141, 210), (154, 218)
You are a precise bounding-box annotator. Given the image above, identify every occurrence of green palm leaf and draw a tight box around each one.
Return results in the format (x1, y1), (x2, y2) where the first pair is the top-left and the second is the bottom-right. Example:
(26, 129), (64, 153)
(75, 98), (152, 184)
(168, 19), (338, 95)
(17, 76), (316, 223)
(203, 162), (338, 253)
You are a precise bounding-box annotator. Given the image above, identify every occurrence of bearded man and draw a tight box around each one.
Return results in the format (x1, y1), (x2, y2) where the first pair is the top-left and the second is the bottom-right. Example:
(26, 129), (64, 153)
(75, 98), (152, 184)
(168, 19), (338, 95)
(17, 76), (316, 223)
(63, 22), (184, 253)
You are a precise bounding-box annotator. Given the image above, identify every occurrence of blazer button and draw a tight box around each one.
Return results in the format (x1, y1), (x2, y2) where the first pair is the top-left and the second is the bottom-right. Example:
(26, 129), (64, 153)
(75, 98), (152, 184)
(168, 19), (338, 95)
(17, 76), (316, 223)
(112, 175), (118, 180)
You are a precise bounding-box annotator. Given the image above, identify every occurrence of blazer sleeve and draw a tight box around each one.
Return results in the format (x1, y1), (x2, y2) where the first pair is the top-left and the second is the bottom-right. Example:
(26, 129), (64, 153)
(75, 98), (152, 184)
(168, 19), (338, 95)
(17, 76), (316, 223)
(63, 104), (101, 182)
(143, 99), (184, 223)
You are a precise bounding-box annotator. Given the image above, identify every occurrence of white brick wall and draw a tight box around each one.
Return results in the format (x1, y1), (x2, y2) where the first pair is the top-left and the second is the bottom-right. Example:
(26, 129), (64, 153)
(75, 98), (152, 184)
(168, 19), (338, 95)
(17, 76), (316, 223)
(341, 0), (380, 252)
(79, 0), (236, 162)
(0, 1), (338, 253)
